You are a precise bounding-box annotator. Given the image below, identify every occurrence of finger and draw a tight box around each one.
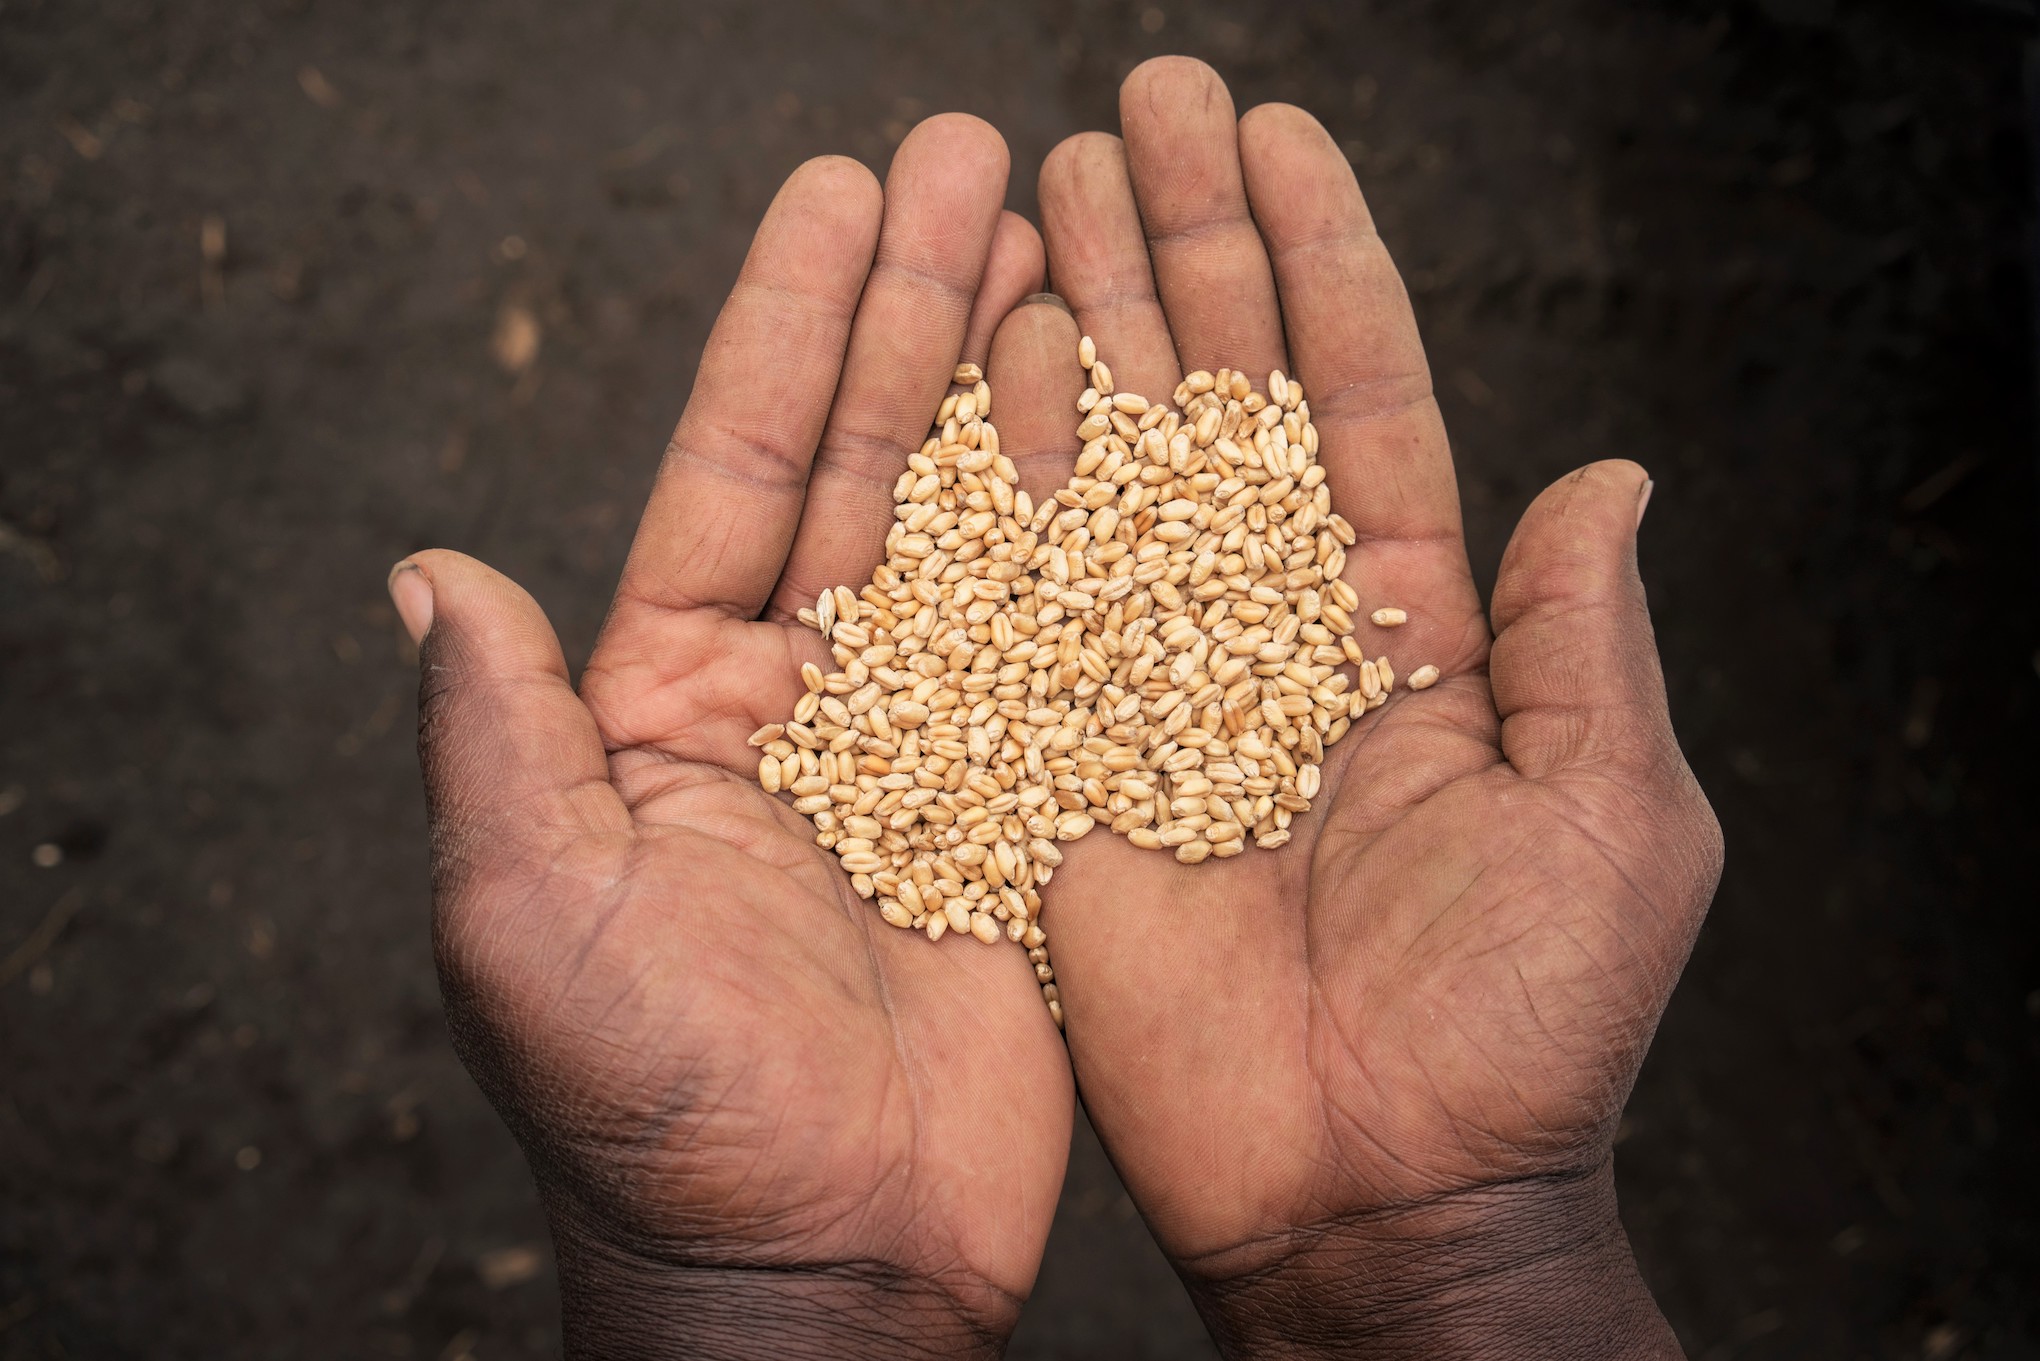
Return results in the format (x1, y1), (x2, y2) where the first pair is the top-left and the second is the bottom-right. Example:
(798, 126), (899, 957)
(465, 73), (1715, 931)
(1117, 57), (1286, 379)
(1487, 461), (1679, 782)
(392, 552), (630, 894)
(1237, 104), (1483, 637)
(986, 296), (1086, 503)
(769, 114), (1013, 621)
(1038, 131), (1181, 403)
(961, 211), (1047, 365)
(601, 156), (882, 637)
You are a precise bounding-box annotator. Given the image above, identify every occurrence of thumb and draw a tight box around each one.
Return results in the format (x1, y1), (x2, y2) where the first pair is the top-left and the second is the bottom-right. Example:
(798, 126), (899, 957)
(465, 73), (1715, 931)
(389, 550), (624, 901)
(1487, 461), (1678, 784)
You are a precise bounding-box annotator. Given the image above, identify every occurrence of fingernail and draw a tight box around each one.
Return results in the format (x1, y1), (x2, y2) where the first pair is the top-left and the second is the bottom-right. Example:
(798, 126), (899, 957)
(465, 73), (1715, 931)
(387, 561), (434, 644)
(1635, 478), (1654, 531)
(1021, 292), (1073, 317)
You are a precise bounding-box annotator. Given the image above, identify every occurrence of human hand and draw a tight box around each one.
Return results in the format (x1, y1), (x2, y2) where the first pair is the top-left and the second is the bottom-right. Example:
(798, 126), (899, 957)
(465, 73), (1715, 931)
(1001, 58), (1723, 1358)
(389, 117), (1073, 1361)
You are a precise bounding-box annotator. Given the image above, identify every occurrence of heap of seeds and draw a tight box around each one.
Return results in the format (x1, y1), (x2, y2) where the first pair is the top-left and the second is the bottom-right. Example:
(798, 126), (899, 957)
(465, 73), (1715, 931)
(752, 339), (1434, 1027)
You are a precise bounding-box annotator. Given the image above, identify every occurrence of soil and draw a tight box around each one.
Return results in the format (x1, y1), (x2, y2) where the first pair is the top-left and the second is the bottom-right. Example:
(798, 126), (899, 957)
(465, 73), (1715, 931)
(2, 1), (2034, 1357)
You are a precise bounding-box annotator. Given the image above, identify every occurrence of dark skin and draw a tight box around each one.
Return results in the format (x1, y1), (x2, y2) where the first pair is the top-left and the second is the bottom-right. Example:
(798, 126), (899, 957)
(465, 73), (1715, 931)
(390, 58), (1721, 1360)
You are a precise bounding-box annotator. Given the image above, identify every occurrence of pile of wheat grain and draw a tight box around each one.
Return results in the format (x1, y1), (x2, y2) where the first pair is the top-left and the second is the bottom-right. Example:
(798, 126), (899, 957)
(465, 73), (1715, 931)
(749, 339), (1437, 1026)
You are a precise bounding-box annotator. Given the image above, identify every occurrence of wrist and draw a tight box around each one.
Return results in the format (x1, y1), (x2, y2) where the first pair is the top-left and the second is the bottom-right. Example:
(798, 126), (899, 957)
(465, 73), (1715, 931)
(1182, 1163), (1680, 1361)
(549, 1204), (1019, 1361)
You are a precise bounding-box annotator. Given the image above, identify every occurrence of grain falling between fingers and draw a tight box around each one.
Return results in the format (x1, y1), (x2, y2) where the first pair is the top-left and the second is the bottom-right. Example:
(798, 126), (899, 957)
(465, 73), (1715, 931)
(758, 340), (1412, 1027)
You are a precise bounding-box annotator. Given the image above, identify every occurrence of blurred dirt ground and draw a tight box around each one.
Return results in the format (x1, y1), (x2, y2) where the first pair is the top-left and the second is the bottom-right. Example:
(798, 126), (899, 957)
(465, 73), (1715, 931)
(2, 0), (2035, 1357)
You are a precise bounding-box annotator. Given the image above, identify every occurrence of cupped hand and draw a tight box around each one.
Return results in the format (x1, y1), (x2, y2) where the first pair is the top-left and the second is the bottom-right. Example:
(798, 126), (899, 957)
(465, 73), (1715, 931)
(995, 58), (1723, 1357)
(392, 117), (1073, 1360)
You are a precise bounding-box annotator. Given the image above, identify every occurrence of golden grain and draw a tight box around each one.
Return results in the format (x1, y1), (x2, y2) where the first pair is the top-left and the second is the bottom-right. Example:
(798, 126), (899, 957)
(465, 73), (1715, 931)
(749, 340), (1407, 1027)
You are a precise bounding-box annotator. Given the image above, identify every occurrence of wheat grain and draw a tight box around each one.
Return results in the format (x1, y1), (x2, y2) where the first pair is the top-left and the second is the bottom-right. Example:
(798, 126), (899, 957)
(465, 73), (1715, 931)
(752, 337), (1410, 1028)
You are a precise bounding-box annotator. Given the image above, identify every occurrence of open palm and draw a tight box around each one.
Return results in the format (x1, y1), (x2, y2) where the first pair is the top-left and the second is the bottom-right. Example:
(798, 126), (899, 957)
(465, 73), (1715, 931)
(998, 59), (1722, 1343)
(398, 118), (1072, 1356)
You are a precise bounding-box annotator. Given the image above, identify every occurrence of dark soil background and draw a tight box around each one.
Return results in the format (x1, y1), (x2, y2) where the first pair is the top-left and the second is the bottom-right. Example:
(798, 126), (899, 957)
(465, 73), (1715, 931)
(3, 0), (2035, 1357)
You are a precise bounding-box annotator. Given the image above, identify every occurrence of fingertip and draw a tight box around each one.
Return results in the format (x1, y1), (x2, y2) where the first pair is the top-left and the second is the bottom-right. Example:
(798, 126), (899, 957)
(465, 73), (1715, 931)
(789, 151), (881, 193)
(994, 292), (1082, 350)
(1593, 458), (1654, 531)
(1238, 100), (1335, 152)
(757, 157), (885, 292)
(1040, 130), (1125, 202)
(1238, 104), (1367, 248)
(1553, 459), (1653, 537)
(1586, 458), (1655, 532)
(1120, 55), (1231, 119)
(387, 560), (434, 645)
(398, 545), (486, 594)
(783, 153), (884, 224)
(990, 210), (1047, 295)
(1009, 297), (1083, 375)
(894, 111), (1011, 185)
(401, 546), (467, 577)
(1238, 103), (1346, 193)
(1491, 460), (1654, 636)
(390, 548), (567, 674)
(1581, 456), (1651, 489)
